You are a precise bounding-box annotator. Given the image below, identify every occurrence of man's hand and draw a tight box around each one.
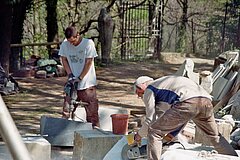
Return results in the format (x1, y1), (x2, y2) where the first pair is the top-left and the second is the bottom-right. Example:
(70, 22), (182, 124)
(68, 73), (82, 84)
(68, 73), (75, 84)
(68, 73), (74, 80)
(72, 77), (81, 83)
(134, 132), (142, 146)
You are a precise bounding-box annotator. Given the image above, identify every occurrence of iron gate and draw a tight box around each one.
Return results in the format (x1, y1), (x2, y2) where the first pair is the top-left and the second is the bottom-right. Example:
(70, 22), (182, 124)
(120, 1), (150, 60)
(120, 0), (162, 60)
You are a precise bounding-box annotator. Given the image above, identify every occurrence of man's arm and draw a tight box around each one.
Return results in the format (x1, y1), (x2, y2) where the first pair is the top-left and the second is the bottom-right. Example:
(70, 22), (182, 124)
(60, 56), (72, 75)
(134, 91), (156, 143)
(78, 58), (93, 80)
(137, 90), (156, 137)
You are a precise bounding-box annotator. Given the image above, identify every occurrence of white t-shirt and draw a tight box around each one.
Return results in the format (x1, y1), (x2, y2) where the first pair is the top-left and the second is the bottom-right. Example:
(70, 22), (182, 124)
(58, 38), (98, 90)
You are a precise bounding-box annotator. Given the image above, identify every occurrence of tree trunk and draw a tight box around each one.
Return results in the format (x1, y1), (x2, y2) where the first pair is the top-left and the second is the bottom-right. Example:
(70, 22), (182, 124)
(46, 0), (58, 57)
(148, 0), (158, 58)
(0, 3), (12, 74)
(176, 0), (188, 54)
(10, 1), (31, 72)
(98, 8), (114, 65)
(236, 13), (240, 49)
(220, 2), (228, 53)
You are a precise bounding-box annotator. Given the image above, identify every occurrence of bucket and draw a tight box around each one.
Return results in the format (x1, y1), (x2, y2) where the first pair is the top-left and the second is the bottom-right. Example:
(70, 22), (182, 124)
(111, 114), (129, 135)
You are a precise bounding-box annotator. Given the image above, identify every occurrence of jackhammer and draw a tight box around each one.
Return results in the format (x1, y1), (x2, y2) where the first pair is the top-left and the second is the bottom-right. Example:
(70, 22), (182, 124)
(62, 81), (88, 120)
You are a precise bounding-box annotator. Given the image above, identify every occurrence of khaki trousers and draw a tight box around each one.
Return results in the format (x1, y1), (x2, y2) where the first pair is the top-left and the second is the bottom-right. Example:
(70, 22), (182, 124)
(147, 97), (238, 160)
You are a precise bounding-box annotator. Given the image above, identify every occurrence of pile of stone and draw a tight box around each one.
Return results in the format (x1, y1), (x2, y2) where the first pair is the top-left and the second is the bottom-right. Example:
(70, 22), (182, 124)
(176, 50), (240, 150)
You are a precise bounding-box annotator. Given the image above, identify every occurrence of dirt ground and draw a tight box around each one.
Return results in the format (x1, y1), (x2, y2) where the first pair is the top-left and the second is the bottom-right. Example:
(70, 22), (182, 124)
(2, 54), (214, 135)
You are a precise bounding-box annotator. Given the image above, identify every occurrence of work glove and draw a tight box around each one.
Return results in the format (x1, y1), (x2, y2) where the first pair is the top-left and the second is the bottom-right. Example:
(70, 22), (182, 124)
(68, 73), (81, 83)
(71, 77), (81, 90)
(67, 73), (81, 90)
(73, 77), (81, 83)
(68, 73), (81, 85)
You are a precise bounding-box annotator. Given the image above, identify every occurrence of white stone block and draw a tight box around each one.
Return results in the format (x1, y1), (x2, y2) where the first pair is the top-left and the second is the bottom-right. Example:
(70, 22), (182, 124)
(161, 148), (240, 160)
(74, 107), (129, 131)
(0, 136), (51, 160)
(195, 121), (232, 145)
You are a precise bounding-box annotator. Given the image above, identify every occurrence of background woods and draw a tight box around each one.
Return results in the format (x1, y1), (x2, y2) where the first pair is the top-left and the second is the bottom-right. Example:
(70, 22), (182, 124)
(1, 0), (240, 74)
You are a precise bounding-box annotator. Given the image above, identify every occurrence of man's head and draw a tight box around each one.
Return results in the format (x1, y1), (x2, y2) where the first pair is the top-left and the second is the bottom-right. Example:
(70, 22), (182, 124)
(64, 26), (80, 46)
(134, 76), (153, 98)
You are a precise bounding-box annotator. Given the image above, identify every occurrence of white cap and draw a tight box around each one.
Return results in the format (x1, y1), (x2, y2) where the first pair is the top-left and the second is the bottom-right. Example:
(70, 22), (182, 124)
(133, 76), (154, 93)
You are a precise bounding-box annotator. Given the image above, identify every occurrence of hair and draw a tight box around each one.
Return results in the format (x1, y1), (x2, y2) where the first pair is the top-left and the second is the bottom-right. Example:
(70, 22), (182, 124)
(64, 26), (78, 39)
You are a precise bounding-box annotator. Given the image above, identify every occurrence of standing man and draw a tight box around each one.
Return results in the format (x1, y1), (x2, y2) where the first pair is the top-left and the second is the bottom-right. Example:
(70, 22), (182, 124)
(59, 26), (100, 128)
(133, 75), (238, 160)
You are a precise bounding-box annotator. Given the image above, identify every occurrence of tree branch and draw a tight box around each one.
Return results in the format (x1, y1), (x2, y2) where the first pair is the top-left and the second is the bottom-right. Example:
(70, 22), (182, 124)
(106, 0), (116, 12)
(79, 19), (98, 35)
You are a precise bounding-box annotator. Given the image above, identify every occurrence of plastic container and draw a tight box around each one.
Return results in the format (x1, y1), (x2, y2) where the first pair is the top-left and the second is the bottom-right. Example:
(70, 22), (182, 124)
(126, 133), (135, 145)
(111, 114), (129, 135)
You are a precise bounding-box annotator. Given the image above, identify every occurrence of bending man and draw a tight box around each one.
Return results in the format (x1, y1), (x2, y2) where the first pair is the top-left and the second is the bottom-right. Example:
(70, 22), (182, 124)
(133, 75), (238, 160)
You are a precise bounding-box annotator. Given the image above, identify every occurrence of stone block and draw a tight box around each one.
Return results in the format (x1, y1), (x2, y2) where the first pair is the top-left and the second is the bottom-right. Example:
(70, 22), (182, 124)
(103, 137), (148, 160)
(195, 121), (232, 146)
(40, 116), (92, 146)
(212, 77), (228, 101)
(0, 136), (51, 160)
(161, 148), (240, 160)
(73, 129), (123, 160)
(218, 71), (238, 100)
(74, 107), (129, 131)
(180, 122), (195, 144)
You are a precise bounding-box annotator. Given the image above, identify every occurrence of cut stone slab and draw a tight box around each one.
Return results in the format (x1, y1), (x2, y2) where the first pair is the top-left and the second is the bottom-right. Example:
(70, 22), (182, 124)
(0, 136), (51, 160)
(174, 58), (200, 84)
(175, 58), (194, 76)
(74, 107), (129, 131)
(103, 136), (148, 160)
(212, 63), (225, 83)
(212, 77), (228, 101)
(187, 71), (199, 85)
(40, 116), (92, 146)
(200, 72), (213, 94)
(218, 71), (238, 100)
(195, 121), (232, 145)
(180, 122), (195, 144)
(230, 91), (240, 120)
(73, 129), (123, 160)
(162, 140), (239, 160)
(103, 136), (128, 160)
(161, 148), (240, 160)
(104, 136), (240, 160)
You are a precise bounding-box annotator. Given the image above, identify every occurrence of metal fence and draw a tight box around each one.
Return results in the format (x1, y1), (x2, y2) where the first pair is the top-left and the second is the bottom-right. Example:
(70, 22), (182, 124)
(120, 1), (150, 60)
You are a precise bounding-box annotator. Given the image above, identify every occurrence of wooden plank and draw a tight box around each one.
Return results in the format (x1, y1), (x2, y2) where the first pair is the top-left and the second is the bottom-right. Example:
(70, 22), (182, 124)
(10, 42), (61, 47)
(130, 110), (146, 116)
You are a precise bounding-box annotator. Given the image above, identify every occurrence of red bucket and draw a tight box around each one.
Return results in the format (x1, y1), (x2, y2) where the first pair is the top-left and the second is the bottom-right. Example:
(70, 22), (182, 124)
(111, 114), (129, 135)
